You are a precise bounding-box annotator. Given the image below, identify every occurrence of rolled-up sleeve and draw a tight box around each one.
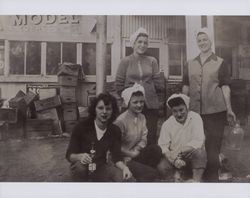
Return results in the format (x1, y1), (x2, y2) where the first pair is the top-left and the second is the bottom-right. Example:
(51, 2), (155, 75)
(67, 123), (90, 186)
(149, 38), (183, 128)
(218, 60), (231, 87)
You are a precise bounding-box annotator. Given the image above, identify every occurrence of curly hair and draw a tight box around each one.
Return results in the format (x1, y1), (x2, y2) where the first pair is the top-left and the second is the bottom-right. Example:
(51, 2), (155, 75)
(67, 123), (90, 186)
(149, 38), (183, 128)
(88, 92), (119, 124)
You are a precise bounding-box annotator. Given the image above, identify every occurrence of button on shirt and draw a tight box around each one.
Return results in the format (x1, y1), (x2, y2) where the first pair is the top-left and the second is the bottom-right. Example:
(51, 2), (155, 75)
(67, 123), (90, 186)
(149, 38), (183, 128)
(158, 111), (205, 164)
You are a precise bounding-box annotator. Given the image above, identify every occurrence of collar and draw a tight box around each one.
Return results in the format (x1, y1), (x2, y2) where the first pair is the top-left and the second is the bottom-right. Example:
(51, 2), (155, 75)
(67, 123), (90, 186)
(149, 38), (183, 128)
(194, 52), (218, 65)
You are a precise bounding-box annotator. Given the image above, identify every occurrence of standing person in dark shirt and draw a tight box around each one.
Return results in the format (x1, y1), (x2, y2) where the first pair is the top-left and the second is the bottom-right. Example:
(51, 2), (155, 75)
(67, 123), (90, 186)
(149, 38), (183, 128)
(66, 93), (133, 182)
(182, 27), (236, 182)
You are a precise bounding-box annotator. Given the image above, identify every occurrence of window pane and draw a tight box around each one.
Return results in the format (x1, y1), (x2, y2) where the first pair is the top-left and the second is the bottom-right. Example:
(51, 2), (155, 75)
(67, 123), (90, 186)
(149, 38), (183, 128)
(46, 42), (61, 75)
(82, 43), (111, 75)
(169, 45), (186, 76)
(9, 41), (25, 74)
(63, 43), (76, 63)
(0, 40), (4, 75)
(26, 41), (41, 75)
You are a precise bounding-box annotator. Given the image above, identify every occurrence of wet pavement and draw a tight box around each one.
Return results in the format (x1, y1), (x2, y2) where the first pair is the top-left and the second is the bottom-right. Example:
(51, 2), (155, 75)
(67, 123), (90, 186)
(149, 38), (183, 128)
(0, 134), (250, 182)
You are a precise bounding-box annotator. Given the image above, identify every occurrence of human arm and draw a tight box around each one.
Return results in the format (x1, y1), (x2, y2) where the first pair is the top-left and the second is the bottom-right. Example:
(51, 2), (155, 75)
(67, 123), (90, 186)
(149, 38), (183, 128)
(182, 62), (190, 95)
(132, 116), (148, 153)
(218, 60), (236, 125)
(115, 58), (129, 96)
(151, 57), (165, 92)
(158, 121), (179, 164)
(115, 161), (133, 180)
(222, 85), (236, 125)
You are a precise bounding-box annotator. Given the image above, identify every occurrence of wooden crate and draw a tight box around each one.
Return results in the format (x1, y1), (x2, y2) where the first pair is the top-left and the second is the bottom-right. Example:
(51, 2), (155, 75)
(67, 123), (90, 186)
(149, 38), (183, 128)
(64, 120), (78, 134)
(61, 95), (76, 104)
(36, 108), (59, 120)
(34, 95), (61, 112)
(60, 86), (76, 97)
(63, 103), (77, 109)
(58, 75), (78, 86)
(24, 91), (39, 106)
(9, 97), (27, 115)
(26, 119), (53, 138)
(63, 108), (78, 121)
(0, 108), (18, 123)
(57, 63), (81, 77)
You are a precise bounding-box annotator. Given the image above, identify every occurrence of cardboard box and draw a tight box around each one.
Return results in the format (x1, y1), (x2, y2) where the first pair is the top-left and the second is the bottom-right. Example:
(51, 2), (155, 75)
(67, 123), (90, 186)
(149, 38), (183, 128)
(34, 95), (61, 112)
(58, 75), (78, 86)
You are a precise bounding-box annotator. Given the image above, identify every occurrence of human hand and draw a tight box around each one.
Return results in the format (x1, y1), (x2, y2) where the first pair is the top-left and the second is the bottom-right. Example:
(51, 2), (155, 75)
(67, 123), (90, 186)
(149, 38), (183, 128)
(79, 153), (92, 164)
(227, 110), (236, 126)
(124, 157), (132, 164)
(130, 149), (140, 158)
(122, 166), (133, 180)
(174, 158), (186, 169)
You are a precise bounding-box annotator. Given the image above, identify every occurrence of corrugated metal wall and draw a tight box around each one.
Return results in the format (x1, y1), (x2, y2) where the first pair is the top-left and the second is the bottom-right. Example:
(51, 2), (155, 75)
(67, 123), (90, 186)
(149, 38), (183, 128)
(122, 16), (186, 42)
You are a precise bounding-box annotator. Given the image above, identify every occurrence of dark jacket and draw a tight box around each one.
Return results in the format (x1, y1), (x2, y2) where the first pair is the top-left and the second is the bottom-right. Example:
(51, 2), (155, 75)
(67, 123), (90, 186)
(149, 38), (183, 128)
(66, 119), (123, 167)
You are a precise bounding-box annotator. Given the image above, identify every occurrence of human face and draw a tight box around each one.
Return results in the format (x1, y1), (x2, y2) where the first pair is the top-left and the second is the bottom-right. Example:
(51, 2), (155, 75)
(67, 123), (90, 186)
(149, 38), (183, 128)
(128, 95), (145, 115)
(196, 33), (212, 53)
(133, 36), (148, 55)
(171, 104), (188, 124)
(95, 100), (113, 124)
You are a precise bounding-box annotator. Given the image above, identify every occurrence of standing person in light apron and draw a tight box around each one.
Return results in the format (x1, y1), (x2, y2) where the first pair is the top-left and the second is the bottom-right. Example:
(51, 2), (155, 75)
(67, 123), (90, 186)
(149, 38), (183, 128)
(182, 27), (236, 182)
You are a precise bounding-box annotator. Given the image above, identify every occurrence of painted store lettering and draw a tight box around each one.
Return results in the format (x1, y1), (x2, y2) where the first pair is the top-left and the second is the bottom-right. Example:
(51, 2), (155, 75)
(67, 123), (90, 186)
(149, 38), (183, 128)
(12, 15), (80, 26)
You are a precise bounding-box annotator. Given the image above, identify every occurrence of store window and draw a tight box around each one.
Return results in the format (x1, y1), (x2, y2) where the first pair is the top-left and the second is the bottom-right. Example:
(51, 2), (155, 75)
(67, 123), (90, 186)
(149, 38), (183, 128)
(82, 43), (111, 75)
(9, 41), (41, 75)
(46, 42), (61, 75)
(0, 40), (4, 75)
(46, 42), (76, 75)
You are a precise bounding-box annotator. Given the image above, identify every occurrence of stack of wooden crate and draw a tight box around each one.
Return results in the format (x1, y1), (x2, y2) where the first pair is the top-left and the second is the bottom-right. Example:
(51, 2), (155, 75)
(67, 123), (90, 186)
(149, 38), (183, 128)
(58, 63), (83, 134)
(33, 95), (62, 137)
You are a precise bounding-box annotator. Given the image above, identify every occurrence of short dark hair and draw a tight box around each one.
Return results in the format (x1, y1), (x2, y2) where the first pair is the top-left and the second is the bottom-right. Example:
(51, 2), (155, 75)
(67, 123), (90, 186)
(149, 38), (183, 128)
(135, 33), (148, 42)
(88, 92), (119, 124)
(197, 32), (207, 37)
(168, 97), (186, 109)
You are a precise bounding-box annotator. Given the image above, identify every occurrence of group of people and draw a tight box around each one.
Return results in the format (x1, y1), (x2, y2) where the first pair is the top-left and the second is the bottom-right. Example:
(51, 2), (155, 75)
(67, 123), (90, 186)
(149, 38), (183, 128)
(66, 27), (236, 182)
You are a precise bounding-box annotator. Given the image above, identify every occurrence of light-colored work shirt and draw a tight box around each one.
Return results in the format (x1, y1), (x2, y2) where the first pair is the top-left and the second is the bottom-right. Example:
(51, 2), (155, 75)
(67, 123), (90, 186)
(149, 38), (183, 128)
(158, 111), (205, 164)
(114, 110), (148, 156)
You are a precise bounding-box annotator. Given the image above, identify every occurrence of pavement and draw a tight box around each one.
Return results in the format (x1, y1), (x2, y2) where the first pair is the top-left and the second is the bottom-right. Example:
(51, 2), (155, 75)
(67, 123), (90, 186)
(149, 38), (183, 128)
(1, 128), (250, 182)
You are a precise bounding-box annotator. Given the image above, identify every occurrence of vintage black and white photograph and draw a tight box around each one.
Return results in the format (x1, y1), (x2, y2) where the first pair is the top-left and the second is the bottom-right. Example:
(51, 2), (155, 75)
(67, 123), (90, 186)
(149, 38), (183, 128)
(0, 15), (250, 185)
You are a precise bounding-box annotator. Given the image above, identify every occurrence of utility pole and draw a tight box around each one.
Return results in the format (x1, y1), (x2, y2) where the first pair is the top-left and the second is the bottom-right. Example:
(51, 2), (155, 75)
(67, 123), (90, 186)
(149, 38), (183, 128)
(96, 16), (107, 95)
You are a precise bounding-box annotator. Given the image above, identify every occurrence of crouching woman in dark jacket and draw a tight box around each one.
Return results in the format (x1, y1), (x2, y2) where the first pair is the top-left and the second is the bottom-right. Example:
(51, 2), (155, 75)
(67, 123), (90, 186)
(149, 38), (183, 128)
(66, 93), (133, 182)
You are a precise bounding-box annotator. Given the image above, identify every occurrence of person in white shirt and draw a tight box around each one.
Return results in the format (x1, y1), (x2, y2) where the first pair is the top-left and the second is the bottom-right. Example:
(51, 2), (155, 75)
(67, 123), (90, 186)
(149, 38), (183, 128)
(157, 93), (207, 182)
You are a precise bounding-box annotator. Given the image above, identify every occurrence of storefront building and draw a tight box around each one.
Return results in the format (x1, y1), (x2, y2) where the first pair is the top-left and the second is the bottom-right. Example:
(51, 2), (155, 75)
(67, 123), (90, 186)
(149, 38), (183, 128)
(0, 15), (249, 123)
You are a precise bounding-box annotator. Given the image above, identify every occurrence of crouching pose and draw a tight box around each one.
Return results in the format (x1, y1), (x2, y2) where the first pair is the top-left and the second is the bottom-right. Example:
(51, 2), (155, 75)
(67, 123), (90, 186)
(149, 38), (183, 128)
(66, 93), (133, 182)
(115, 83), (162, 182)
(158, 94), (207, 182)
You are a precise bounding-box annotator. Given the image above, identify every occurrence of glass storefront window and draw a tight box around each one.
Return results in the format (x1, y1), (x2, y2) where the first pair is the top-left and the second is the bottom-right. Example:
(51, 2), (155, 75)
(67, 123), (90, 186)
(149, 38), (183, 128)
(46, 42), (61, 75)
(26, 41), (41, 75)
(9, 41), (25, 74)
(169, 44), (186, 77)
(62, 42), (76, 63)
(82, 43), (111, 75)
(0, 40), (4, 75)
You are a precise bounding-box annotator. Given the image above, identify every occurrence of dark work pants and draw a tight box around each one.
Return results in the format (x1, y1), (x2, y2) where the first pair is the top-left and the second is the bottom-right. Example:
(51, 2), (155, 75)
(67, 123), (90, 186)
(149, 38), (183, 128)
(127, 145), (162, 182)
(143, 107), (159, 145)
(202, 111), (227, 182)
